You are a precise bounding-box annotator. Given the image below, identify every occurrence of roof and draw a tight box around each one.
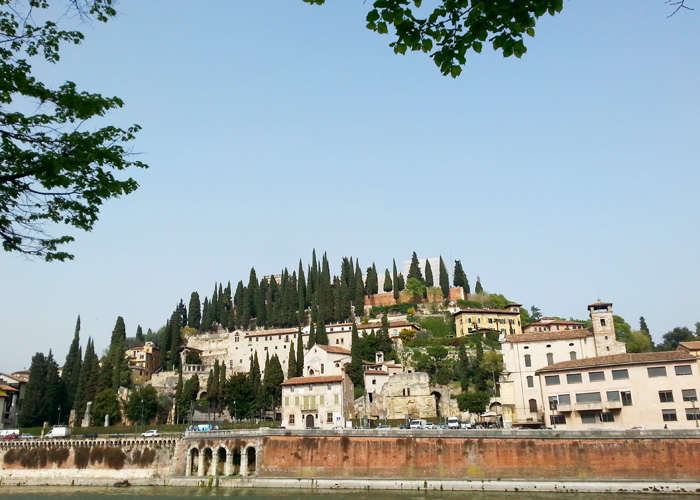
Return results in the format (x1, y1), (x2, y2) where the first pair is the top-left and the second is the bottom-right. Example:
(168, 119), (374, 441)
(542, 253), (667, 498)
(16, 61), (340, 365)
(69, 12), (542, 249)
(245, 328), (299, 338)
(314, 345), (351, 355)
(504, 329), (592, 343)
(526, 319), (584, 327)
(0, 373), (28, 383)
(536, 351), (696, 373)
(357, 321), (418, 331)
(454, 308), (520, 316)
(588, 301), (613, 309)
(281, 375), (345, 386)
(679, 341), (700, 351)
(0, 385), (19, 393)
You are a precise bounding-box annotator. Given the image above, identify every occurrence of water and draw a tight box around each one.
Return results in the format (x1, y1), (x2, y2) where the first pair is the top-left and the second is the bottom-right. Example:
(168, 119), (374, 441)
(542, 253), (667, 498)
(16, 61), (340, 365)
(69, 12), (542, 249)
(0, 487), (691, 500)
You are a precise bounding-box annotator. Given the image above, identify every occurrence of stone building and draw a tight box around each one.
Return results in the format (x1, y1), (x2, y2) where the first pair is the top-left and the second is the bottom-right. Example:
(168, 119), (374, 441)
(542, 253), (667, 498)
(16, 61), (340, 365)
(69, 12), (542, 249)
(125, 341), (160, 384)
(281, 345), (354, 429)
(523, 318), (586, 334)
(453, 303), (523, 337)
(499, 301), (626, 428)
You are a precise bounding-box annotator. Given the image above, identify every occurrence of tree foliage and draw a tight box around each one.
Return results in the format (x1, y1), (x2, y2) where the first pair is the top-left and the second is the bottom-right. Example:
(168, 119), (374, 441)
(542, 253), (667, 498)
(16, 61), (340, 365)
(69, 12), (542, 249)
(124, 385), (159, 425)
(302, 0), (564, 78)
(455, 390), (491, 415)
(0, 0), (147, 260)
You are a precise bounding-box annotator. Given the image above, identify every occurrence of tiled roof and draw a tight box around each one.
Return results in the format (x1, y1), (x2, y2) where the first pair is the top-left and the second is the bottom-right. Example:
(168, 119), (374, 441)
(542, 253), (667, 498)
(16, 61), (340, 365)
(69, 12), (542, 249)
(0, 385), (19, 392)
(526, 320), (584, 327)
(315, 345), (351, 355)
(281, 375), (344, 386)
(679, 341), (700, 350)
(246, 328), (299, 338)
(357, 321), (417, 331)
(454, 308), (520, 316)
(0, 373), (28, 383)
(504, 329), (592, 343)
(536, 351), (696, 373)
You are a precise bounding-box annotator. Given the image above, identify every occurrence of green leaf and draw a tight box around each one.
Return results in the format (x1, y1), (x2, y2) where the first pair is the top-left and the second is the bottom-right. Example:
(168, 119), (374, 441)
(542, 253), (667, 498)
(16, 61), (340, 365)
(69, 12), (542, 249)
(377, 21), (388, 34)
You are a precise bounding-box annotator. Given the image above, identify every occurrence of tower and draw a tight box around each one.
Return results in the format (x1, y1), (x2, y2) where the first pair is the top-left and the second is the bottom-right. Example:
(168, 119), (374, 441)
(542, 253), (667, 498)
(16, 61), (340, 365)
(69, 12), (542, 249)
(588, 301), (625, 355)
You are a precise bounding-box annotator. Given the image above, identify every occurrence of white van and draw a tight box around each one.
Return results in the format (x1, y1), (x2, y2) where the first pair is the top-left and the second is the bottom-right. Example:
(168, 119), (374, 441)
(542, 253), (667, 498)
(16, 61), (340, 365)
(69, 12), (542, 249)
(409, 419), (427, 429)
(447, 417), (460, 429)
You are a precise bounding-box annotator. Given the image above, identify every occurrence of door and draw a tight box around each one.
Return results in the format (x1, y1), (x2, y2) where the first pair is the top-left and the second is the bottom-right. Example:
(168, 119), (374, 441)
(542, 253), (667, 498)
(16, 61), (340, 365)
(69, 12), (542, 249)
(305, 414), (314, 428)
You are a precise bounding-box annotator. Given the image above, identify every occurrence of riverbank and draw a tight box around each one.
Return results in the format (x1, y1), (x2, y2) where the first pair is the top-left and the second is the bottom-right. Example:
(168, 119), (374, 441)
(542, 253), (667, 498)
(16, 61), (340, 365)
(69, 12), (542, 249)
(2, 473), (700, 495)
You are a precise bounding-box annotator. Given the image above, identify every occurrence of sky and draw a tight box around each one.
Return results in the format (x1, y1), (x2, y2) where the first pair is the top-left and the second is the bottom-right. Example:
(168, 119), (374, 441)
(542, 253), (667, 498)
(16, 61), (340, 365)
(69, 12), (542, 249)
(1, 1), (699, 372)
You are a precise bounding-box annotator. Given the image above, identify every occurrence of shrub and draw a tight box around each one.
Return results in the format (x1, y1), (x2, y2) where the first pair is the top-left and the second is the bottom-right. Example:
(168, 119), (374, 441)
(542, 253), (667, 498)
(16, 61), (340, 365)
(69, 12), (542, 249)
(456, 300), (483, 309)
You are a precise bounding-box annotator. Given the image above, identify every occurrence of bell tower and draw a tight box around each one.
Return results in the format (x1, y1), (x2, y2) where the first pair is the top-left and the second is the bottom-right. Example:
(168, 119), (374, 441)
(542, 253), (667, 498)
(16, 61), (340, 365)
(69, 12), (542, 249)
(588, 301), (625, 355)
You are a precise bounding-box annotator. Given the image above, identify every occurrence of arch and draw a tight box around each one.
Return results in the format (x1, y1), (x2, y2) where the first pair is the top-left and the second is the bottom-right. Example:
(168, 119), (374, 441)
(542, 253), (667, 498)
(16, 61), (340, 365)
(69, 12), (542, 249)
(188, 448), (200, 476)
(305, 414), (315, 428)
(216, 447), (227, 476)
(528, 399), (538, 413)
(546, 352), (554, 365)
(202, 447), (213, 476)
(431, 391), (442, 418)
(245, 445), (257, 475)
(230, 446), (241, 475)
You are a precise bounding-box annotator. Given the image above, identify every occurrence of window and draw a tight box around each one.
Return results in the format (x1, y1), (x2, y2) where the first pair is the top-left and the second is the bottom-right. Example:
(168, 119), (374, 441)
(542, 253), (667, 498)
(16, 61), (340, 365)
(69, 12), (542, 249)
(621, 391), (633, 406)
(569, 351), (577, 361)
(334, 394), (339, 404)
(548, 396), (558, 410)
(528, 399), (538, 413)
(581, 413), (597, 424)
(289, 414), (295, 424)
(682, 389), (698, 402)
(558, 394), (571, 404)
(488, 318), (493, 324)
(589, 371), (605, 382)
(309, 384), (313, 391)
(576, 392), (602, 403)
(648, 367), (667, 378)
(600, 319), (606, 327)
(327, 412), (333, 423)
(612, 369), (629, 380)
(372, 379), (376, 385)
(524, 354), (531, 368)
(546, 353), (554, 365)
(321, 364), (324, 374)
(675, 365), (693, 376)
(600, 412), (615, 423)
(659, 390), (674, 403)
(294, 396), (299, 406)
(550, 415), (566, 425)
(526, 376), (534, 388)
(686, 408), (700, 421)
(566, 373), (583, 384)
(285, 396), (289, 406)
(662, 409), (677, 421)
(544, 375), (560, 386)
(319, 395), (325, 405)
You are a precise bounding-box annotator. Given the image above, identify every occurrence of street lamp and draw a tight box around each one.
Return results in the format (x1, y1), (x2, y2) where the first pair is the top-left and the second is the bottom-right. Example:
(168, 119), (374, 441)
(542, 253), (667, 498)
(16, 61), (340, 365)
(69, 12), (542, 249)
(57, 405), (61, 426)
(692, 399), (699, 428)
(233, 399), (236, 429)
(141, 398), (144, 432)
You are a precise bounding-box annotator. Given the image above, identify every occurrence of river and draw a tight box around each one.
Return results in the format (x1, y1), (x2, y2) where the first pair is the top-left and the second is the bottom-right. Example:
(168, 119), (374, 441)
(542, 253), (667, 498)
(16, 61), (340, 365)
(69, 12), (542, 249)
(0, 487), (693, 500)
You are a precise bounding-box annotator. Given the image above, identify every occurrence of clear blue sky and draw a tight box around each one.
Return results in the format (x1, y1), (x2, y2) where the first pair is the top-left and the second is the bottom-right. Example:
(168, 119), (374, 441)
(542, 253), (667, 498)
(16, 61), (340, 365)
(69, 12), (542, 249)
(2, 1), (698, 372)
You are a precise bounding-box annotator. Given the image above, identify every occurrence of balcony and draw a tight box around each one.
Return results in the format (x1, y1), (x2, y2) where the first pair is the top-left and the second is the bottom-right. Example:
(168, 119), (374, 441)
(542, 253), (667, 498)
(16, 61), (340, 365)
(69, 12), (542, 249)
(574, 402), (604, 411)
(605, 400), (623, 410)
(556, 404), (572, 413)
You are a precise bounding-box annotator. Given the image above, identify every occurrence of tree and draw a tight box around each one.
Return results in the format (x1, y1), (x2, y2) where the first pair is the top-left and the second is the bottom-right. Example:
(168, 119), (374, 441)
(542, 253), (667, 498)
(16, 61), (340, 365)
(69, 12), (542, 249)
(354, 271), (365, 318)
(108, 316), (130, 391)
(93, 388), (121, 426)
(225, 373), (256, 420)
(530, 306), (542, 322)
(262, 355), (284, 410)
(640, 316), (650, 335)
(307, 321), (316, 348)
(316, 316), (328, 345)
(453, 260), (469, 295)
(455, 390), (491, 415)
(0, 0), (147, 261)
(61, 315), (82, 414)
(396, 273), (405, 292)
(19, 351), (62, 427)
(348, 323), (363, 388)
(303, 0), (565, 78)
(479, 351), (503, 395)
(405, 277), (426, 302)
(383, 269), (393, 293)
(135, 325), (144, 342)
(392, 259), (399, 300)
(424, 259), (434, 287)
(73, 337), (99, 422)
(288, 340), (297, 379)
(438, 256), (449, 299)
(475, 276), (483, 294)
(407, 251), (424, 283)
(178, 375), (200, 424)
(188, 292), (201, 329)
(658, 326), (697, 351)
(124, 386), (159, 425)
(296, 326), (305, 376)
(625, 330), (655, 353)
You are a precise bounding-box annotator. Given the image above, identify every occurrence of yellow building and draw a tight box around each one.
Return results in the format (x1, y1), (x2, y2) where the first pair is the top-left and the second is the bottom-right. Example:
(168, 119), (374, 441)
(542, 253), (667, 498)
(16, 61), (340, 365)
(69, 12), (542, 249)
(453, 303), (523, 337)
(125, 341), (161, 384)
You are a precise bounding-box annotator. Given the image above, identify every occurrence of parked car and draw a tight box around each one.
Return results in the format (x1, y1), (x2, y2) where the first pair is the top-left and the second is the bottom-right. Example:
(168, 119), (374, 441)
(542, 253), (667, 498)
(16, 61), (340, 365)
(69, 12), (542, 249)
(83, 433), (98, 439)
(399, 424), (410, 429)
(409, 419), (427, 429)
(2, 433), (19, 439)
(447, 417), (460, 429)
(45, 426), (71, 439)
(424, 422), (435, 430)
(140, 429), (160, 438)
(436, 423), (448, 430)
(20, 433), (37, 439)
(460, 422), (473, 429)
(376, 424), (391, 430)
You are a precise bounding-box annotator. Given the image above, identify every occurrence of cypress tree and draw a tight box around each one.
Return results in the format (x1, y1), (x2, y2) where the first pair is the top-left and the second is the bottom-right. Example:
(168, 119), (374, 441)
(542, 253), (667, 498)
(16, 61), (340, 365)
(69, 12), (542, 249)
(307, 321), (316, 349)
(296, 326), (304, 376)
(233, 281), (245, 328)
(169, 309), (182, 370)
(135, 324), (144, 342)
(109, 316), (129, 391)
(371, 263), (379, 294)
(439, 256), (450, 298)
(348, 323), (363, 388)
(393, 259), (399, 300)
(201, 297), (214, 332)
(247, 268), (259, 320)
(262, 355), (284, 410)
(188, 291), (201, 329)
(377, 312), (394, 358)
(298, 260), (307, 324)
(475, 276), (483, 294)
(407, 251), (424, 283)
(288, 340), (297, 379)
(453, 260), (470, 296)
(354, 271), (365, 319)
(383, 269), (393, 292)
(256, 276), (268, 327)
(73, 338), (99, 422)
(175, 365), (183, 423)
(211, 285), (220, 325)
(396, 273), (405, 291)
(316, 315), (328, 345)
(425, 259), (434, 287)
(61, 315), (82, 413)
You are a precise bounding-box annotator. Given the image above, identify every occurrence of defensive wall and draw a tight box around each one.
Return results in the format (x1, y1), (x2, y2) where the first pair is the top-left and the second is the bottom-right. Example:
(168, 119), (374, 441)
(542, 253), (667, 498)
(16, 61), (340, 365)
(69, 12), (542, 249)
(3, 429), (700, 489)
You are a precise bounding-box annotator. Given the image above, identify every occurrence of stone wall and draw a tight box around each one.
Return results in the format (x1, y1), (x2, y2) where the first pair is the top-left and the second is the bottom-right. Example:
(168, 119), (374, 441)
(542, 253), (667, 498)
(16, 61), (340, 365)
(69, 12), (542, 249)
(0, 437), (178, 479)
(257, 429), (700, 481)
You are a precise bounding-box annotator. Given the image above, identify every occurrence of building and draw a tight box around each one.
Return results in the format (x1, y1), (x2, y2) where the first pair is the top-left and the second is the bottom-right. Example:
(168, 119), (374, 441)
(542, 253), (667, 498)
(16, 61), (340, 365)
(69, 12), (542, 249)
(499, 301), (626, 428)
(678, 341), (700, 357)
(523, 318), (585, 334)
(281, 344), (354, 429)
(0, 372), (28, 428)
(125, 341), (161, 384)
(454, 303), (523, 337)
(537, 350), (700, 429)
